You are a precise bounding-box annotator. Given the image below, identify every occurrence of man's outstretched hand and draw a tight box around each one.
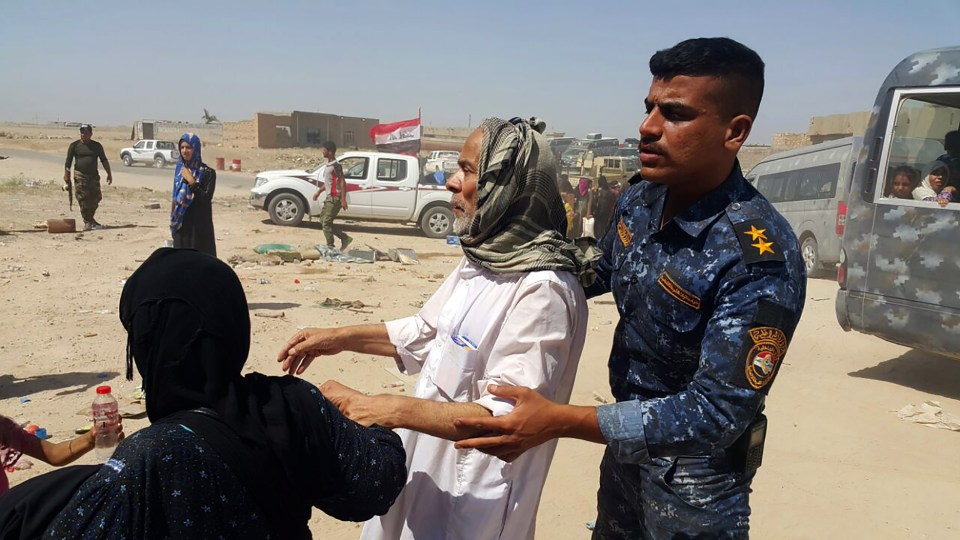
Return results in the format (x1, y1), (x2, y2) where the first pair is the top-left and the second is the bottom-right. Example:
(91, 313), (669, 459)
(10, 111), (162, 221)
(277, 327), (344, 375)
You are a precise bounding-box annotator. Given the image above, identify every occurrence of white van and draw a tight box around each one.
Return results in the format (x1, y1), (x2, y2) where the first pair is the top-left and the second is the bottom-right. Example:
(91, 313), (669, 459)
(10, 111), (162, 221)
(745, 137), (859, 277)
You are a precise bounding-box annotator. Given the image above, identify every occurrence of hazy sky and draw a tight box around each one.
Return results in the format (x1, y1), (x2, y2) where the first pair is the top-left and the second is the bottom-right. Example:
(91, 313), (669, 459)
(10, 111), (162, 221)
(1, 0), (956, 144)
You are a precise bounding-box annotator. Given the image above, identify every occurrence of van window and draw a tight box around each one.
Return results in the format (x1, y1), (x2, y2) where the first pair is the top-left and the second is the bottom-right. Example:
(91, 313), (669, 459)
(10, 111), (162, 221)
(755, 162), (840, 203)
(376, 158), (407, 181)
(755, 171), (789, 202)
(877, 90), (960, 208)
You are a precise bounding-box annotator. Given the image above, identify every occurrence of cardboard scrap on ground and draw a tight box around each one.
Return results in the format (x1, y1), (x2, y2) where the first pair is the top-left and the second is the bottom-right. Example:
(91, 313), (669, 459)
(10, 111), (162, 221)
(895, 400), (960, 431)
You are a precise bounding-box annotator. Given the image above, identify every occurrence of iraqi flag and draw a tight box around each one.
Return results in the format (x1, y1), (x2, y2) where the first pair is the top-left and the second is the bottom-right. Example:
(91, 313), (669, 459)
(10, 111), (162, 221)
(369, 117), (421, 155)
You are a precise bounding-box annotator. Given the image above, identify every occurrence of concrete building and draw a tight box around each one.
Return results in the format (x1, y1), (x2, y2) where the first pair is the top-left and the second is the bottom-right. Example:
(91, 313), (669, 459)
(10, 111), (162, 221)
(254, 111), (379, 149)
(807, 112), (871, 144)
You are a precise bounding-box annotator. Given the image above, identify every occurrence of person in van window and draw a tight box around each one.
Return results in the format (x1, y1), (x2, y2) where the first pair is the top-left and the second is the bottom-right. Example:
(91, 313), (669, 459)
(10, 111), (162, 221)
(885, 165), (918, 199)
(937, 130), (960, 189)
(913, 161), (956, 207)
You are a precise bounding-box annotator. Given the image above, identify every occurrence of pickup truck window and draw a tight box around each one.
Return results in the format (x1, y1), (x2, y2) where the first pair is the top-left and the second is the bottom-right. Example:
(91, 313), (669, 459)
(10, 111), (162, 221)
(377, 159), (407, 181)
(146, 141), (154, 150)
(134, 141), (145, 149)
(340, 157), (369, 179)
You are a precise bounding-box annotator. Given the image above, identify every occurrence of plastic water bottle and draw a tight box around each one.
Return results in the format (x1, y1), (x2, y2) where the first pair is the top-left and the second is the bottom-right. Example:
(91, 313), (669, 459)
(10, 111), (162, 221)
(92, 385), (120, 462)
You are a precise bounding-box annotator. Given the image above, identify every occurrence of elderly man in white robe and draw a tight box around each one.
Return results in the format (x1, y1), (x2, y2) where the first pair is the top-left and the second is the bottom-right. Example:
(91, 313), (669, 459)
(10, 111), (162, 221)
(278, 117), (596, 540)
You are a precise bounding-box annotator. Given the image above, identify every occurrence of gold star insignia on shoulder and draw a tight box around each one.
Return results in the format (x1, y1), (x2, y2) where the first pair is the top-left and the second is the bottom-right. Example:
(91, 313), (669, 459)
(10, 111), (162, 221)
(752, 239), (775, 255)
(743, 225), (767, 242)
(733, 220), (786, 264)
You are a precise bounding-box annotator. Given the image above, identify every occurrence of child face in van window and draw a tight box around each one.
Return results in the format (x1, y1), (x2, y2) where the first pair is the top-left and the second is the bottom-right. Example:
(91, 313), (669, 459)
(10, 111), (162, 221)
(891, 174), (913, 199)
(928, 168), (946, 192)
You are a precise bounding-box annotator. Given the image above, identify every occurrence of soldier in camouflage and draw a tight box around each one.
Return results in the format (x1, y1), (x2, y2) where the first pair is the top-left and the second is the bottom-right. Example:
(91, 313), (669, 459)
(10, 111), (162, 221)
(454, 38), (807, 538)
(64, 124), (113, 230)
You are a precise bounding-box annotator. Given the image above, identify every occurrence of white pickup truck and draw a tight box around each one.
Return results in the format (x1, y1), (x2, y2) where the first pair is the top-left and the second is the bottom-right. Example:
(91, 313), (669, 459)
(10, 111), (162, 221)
(249, 151), (455, 238)
(120, 140), (179, 168)
(423, 150), (460, 174)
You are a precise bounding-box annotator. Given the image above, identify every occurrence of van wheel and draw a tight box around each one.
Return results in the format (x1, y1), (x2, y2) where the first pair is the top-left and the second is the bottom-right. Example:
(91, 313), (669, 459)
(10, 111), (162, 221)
(269, 193), (306, 226)
(801, 236), (821, 277)
(420, 206), (454, 238)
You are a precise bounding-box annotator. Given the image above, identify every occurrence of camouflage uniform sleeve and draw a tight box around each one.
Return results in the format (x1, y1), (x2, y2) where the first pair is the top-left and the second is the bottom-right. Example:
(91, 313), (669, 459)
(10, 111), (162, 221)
(595, 265), (804, 463)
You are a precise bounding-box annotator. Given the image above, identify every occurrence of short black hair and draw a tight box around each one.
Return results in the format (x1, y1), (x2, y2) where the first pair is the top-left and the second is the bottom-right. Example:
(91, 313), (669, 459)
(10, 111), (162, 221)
(944, 130), (960, 153)
(649, 37), (765, 119)
(321, 141), (337, 153)
(890, 165), (918, 183)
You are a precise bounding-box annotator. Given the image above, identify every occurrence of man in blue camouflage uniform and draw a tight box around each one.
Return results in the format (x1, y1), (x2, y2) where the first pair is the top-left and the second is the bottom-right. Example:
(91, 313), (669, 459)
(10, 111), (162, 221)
(455, 37), (806, 538)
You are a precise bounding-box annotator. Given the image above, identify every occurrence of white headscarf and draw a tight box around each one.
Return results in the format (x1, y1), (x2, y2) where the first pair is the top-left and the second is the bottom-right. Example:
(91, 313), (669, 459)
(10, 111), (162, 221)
(912, 160), (950, 200)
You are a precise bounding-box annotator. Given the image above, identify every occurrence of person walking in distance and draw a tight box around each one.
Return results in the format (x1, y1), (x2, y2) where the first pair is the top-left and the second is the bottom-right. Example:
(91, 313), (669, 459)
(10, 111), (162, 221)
(313, 141), (353, 251)
(64, 124), (112, 230)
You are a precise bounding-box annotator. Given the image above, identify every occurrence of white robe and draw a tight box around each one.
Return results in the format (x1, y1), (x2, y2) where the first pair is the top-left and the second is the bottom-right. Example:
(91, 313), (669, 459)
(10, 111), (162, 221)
(361, 258), (588, 540)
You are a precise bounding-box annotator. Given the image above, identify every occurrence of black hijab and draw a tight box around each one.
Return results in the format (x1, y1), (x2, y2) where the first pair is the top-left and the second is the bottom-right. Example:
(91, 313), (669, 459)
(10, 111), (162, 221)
(118, 248), (344, 525)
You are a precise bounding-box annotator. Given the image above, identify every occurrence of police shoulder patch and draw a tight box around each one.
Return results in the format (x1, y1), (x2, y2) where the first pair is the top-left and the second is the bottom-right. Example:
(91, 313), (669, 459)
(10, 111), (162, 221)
(733, 299), (795, 393)
(733, 220), (786, 264)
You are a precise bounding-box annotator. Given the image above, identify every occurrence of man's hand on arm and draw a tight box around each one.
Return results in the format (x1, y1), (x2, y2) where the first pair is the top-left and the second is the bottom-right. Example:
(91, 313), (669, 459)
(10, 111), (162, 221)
(320, 379), (494, 440)
(453, 384), (605, 462)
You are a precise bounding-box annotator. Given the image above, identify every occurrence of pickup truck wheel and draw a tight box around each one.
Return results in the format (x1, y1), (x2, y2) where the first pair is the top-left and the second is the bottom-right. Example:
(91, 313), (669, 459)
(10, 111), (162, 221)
(154, 155), (167, 168)
(420, 206), (454, 239)
(269, 193), (305, 227)
(122, 154), (133, 167)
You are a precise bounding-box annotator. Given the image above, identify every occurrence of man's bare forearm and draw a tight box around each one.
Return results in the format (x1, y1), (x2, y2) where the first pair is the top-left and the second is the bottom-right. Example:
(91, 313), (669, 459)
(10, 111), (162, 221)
(337, 324), (400, 359)
(376, 394), (492, 441)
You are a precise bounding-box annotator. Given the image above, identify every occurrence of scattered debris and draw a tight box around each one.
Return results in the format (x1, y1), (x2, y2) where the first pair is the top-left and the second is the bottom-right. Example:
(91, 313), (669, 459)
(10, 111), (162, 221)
(41, 270), (50, 277)
(895, 401), (960, 431)
(254, 311), (286, 319)
(592, 391), (610, 404)
(19, 396), (30, 404)
(409, 300), (425, 308)
(394, 248), (420, 265)
(254, 243), (296, 255)
(258, 278), (270, 284)
(144, 200), (161, 209)
(446, 235), (461, 246)
(82, 332), (98, 338)
(75, 422), (93, 434)
(382, 381), (404, 389)
(315, 244), (373, 264)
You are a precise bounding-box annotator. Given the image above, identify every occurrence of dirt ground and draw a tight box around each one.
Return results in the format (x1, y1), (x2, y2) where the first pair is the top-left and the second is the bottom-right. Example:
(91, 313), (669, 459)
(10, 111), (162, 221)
(1, 148), (959, 538)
